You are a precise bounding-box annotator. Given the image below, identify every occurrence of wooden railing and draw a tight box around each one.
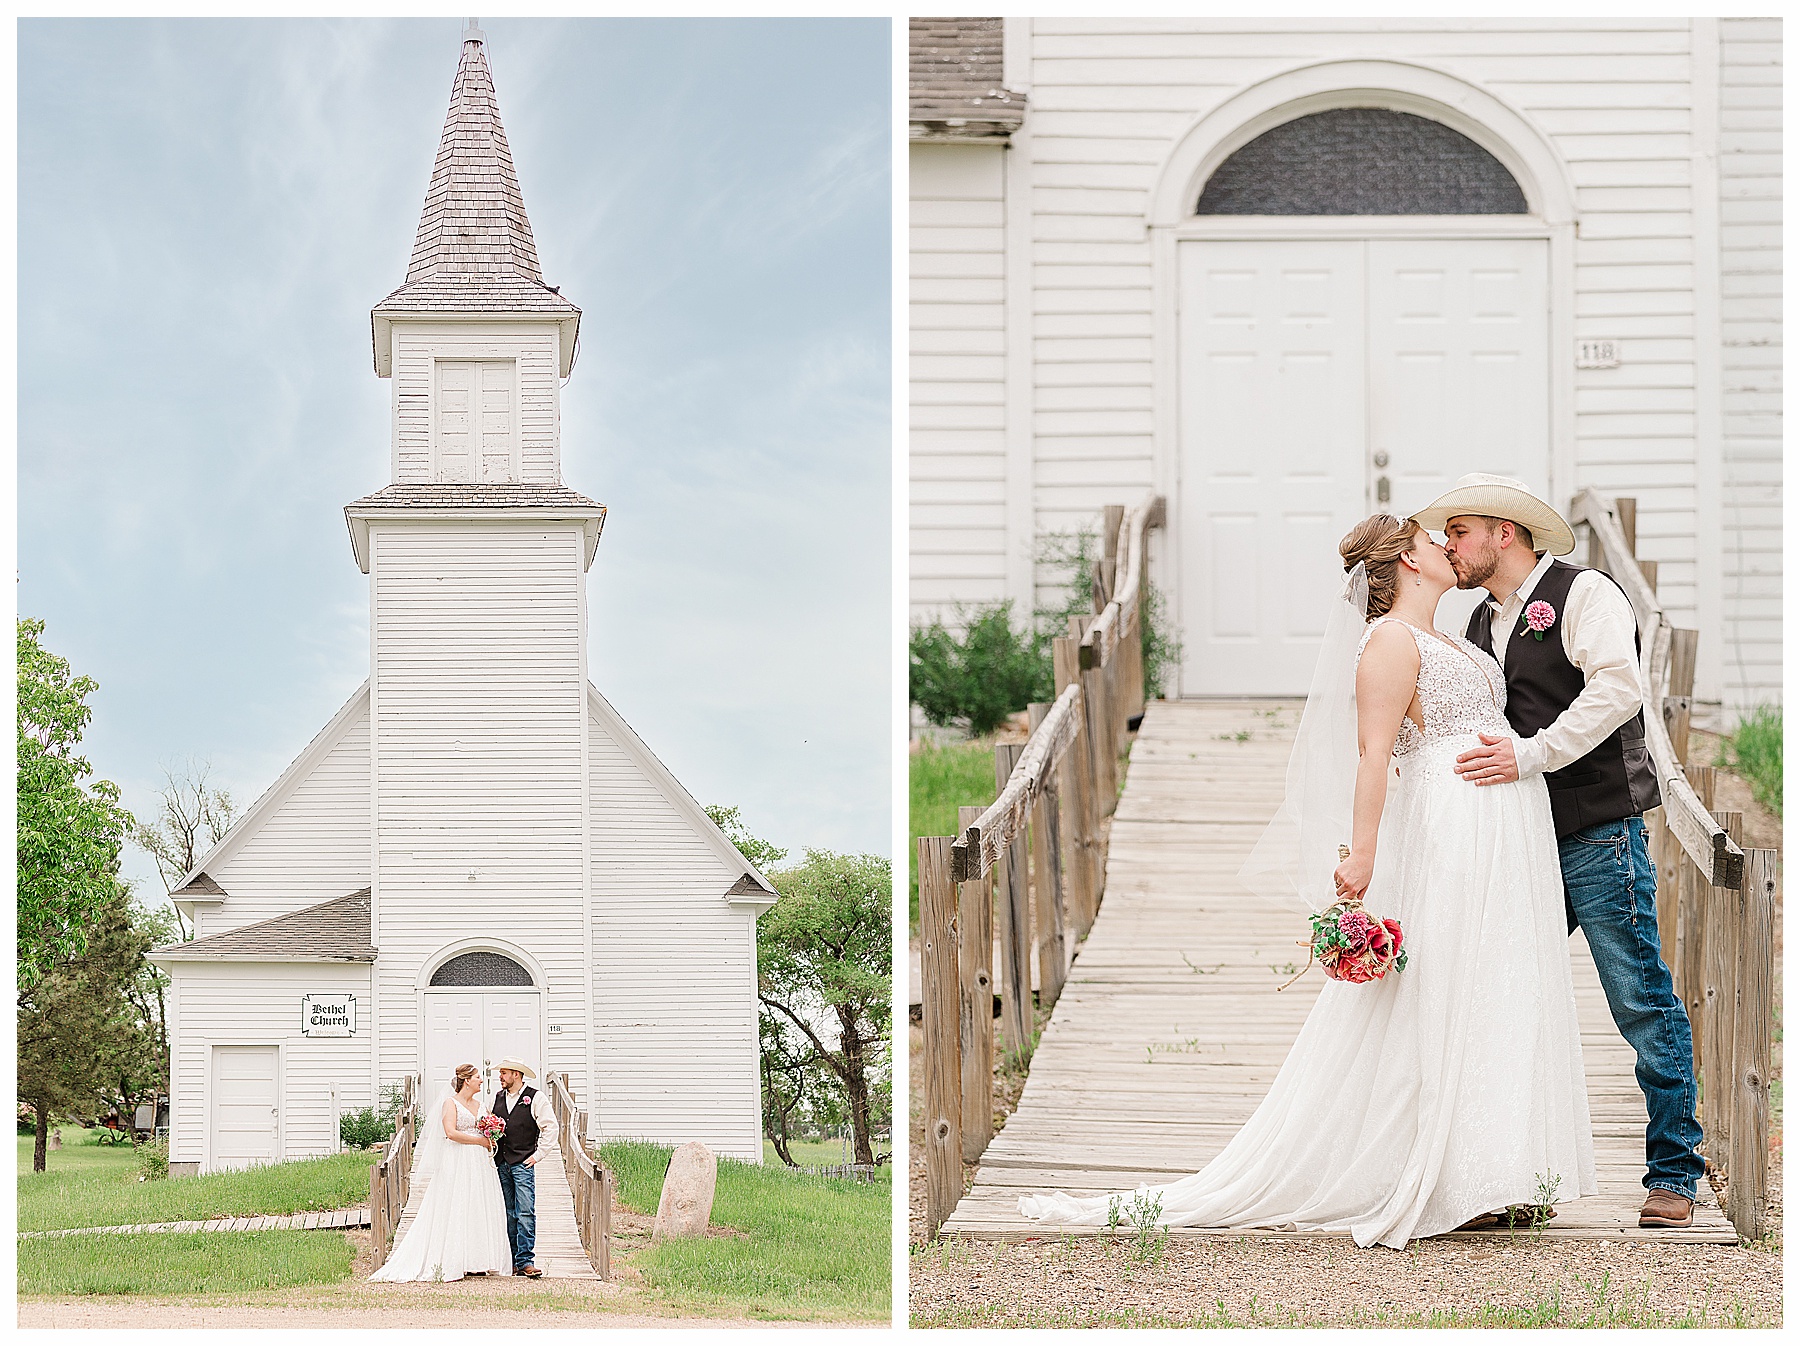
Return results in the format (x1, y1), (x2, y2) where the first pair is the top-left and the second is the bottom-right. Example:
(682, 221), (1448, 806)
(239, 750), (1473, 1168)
(916, 492), (1165, 1237)
(1569, 489), (1777, 1241)
(368, 1073), (416, 1267)
(551, 1071), (614, 1280)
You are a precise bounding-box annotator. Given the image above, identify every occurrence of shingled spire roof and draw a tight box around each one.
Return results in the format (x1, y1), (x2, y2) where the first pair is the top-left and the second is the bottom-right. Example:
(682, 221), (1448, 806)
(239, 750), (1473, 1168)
(373, 25), (579, 361)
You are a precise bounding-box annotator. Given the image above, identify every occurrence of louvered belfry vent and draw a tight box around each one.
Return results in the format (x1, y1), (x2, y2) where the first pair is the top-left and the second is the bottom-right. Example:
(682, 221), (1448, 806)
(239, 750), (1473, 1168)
(429, 950), (534, 986)
(1196, 107), (1527, 216)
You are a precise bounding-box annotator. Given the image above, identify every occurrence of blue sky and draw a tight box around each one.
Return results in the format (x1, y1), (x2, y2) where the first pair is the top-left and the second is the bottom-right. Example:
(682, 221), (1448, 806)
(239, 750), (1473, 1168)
(19, 17), (893, 901)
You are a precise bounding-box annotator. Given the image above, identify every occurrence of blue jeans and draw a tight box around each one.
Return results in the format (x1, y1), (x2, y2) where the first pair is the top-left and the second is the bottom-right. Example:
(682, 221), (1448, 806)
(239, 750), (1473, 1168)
(496, 1161), (537, 1269)
(1559, 816), (1706, 1199)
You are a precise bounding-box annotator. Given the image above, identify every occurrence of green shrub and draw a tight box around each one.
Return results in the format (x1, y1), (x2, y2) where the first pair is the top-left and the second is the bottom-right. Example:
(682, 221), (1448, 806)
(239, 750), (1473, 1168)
(337, 1105), (392, 1151)
(93, 1126), (132, 1147)
(136, 1137), (170, 1182)
(1720, 704), (1782, 815)
(910, 602), (1050, 735)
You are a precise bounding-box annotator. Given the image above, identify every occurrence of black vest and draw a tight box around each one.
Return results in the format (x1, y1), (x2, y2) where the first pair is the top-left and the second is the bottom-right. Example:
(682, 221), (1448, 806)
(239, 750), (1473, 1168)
(492, 1086), (540, 1166)
(1464, 558), (1660, 838)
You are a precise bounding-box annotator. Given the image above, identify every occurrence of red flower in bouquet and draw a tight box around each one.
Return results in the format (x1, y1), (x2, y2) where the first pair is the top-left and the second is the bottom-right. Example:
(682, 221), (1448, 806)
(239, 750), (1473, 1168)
(477, 1113), (506, 1145)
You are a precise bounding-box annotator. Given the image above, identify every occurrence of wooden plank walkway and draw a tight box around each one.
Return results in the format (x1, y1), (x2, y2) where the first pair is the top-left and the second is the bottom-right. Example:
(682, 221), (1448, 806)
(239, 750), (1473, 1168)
(943, 699), (1735, 1244)
(21, 1207), (371, 1238)
(390, 1146), (598, 1279)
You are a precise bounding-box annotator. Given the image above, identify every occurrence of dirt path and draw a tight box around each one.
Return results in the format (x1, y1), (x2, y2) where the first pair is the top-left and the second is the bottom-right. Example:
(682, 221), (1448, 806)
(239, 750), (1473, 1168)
(18, 1300), (789, 1330)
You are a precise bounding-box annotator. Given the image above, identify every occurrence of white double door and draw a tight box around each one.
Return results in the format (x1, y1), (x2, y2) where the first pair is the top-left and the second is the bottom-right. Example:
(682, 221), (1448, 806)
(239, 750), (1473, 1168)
(421, 989), (544, 1106)
(1177, 237), (1549, 696)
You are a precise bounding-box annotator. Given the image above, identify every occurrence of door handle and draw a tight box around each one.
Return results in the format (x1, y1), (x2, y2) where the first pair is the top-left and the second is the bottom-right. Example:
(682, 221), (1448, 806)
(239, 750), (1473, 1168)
(1373, 451), (1389, 469)
(1376, 475), (1391, 504)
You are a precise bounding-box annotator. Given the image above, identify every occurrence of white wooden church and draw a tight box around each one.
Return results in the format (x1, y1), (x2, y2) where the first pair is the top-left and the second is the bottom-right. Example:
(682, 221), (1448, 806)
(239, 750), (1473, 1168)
(149, 27), (776, 1175)
(910, 18), (1780, 716)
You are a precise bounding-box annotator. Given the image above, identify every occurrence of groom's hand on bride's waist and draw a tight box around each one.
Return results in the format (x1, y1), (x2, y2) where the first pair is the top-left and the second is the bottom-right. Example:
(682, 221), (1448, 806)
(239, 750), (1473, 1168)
(1454, 734), (1519, 786)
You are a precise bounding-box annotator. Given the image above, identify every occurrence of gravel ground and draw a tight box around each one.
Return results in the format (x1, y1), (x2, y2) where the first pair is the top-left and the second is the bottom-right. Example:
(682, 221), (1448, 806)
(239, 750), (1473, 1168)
(909, 1221), (1783, 1328)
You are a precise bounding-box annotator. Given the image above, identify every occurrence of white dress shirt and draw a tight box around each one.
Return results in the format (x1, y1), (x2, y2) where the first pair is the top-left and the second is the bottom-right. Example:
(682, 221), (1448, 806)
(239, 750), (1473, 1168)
(501, 1084), (559, 1165)
(1485, 550), (1646, 780)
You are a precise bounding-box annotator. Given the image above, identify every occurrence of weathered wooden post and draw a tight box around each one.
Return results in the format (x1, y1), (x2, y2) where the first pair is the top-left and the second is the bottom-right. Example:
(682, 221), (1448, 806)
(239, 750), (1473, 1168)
(956, 804), (993, 1162)
(1700, 810), (1743, 1167)
(1073, 616), (1118, 819)
(993, 743), (1033, 1061)
(1728, 848), (1776, 1239)
(1027, 703), (1068, 1008)
(1053, 636), (1099, 931)
(1675, 765), (1715, 1068)
(916, 836), (963, 1238)
(1666, 629), (1699, 765)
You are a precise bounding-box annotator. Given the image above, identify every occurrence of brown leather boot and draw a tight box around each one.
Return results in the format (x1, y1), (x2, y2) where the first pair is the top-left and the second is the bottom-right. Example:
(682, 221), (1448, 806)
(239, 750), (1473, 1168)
(1639, 1190), (1694, 1228)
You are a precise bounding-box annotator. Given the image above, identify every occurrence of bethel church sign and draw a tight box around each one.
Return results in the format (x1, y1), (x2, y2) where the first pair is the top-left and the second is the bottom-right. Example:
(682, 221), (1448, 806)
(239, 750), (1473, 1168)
(301, 994), (357, 1038)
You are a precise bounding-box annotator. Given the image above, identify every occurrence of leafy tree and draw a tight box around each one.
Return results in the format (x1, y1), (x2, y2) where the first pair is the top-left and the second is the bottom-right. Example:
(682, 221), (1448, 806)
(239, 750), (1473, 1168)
(17, 882), (155, 1171)
(17, 618), (135, 992)
(704, 803), (789, 875)
(759, 1014), (812, 1166)
(135, 761), (238, 942)
(758, 850), (891, 1166)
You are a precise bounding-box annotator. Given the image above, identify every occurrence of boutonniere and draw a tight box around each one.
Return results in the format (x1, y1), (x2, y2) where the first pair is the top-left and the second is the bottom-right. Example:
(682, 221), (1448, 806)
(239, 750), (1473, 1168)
(1519, 600), (1556, 641)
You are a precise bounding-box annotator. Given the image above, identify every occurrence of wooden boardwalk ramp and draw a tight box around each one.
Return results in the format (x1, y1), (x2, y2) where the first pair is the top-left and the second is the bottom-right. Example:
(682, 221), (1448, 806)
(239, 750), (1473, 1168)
(942, 698), (1735, 1244)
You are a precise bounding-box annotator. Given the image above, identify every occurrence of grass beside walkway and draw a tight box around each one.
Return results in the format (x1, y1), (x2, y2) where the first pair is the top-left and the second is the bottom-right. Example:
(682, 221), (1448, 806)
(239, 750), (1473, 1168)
(18, 1229), (355, 1296)
(909, 741), (997, 930)
(18, 1130), (371, 1233)
(600, 1139), (889, 1321)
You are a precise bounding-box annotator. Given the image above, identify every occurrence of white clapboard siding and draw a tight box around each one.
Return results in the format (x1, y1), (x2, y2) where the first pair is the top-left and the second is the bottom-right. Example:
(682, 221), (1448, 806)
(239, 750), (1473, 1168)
(391, 324), (562, 485)
(198, 690), (371, 940)
(911, 141), (1011, 624)
(1716, 17), (1782, 715)
(910, 19), (1777, 705)
(370, 520), (591, 1099)
(167, 963), (372, 1170)
(586, 690), (764, 1162)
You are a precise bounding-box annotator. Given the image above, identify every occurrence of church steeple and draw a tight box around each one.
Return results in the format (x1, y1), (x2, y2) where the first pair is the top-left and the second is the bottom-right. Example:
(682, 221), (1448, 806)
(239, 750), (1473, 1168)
(371, 22), (580, 378)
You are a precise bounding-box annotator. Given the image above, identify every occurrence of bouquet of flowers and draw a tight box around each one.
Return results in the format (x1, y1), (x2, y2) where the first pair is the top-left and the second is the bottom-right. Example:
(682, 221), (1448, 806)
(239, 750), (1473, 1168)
(1280, 846), (1408, 990)
(477, 1113), (506, 1146)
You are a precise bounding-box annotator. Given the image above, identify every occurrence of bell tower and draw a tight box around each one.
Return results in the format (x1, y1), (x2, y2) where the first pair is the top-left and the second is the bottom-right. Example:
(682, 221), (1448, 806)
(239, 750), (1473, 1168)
(350, 22), (603, 1098)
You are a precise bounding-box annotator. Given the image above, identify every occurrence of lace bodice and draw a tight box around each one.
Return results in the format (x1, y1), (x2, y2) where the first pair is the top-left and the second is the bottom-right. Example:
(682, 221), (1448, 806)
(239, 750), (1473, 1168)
(1358, 617), (1510, 757)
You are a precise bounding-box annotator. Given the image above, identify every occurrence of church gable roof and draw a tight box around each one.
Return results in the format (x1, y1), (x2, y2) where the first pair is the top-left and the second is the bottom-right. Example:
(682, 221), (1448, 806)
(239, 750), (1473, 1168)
(149, 889), (375, 964)
(374, 29), (578, 322)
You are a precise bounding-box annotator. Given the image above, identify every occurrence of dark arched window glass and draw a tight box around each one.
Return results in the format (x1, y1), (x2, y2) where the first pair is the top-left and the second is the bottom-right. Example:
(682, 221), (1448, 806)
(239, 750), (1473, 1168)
(429, 951), (533, 986)
(1196, 108), (1527, 216)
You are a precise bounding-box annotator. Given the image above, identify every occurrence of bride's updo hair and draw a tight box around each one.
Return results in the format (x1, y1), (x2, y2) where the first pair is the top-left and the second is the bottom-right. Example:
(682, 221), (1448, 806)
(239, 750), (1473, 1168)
(452, 1063), (480, 1092)
(1339, 513), (1423, 621)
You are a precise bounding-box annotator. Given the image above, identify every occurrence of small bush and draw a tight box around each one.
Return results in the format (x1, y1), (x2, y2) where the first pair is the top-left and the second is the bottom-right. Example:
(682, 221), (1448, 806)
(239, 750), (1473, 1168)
(910, 602), (1050, 735)
(1720, 704), (1781, 816)
(137, 1137), (170, 1181)
(338, 1105), (393, 1151)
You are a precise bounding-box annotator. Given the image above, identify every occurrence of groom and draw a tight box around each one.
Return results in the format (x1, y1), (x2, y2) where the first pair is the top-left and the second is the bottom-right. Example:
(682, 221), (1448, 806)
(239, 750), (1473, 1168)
(492, 1058), (559, 1278)
(1413, 473), (1706, 1230)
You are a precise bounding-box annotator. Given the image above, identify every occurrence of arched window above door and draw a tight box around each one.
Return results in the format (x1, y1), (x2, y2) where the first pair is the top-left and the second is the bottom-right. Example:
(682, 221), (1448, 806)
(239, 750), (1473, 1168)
(429, 950), (534, 986)
(1195, 107), (1527, 216)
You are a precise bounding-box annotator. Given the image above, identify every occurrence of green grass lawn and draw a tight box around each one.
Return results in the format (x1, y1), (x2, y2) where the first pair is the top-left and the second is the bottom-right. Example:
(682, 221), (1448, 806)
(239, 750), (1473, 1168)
(760, 1137), (871, 1167)
(601, 1139), (889, 1320)
(909, 741), (997, 931)
(18, 1229), (355, 1296)
(18, 1129), (373, 1233)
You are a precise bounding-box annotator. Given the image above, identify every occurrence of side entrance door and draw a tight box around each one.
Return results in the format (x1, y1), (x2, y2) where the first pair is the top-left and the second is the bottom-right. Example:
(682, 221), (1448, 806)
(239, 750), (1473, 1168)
(211, 1044), (279, 1170)
(1177, 236), (1548, 696)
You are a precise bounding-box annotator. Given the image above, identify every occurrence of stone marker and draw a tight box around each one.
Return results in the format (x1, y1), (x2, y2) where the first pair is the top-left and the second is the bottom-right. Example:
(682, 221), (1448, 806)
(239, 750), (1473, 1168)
(652, 1141), (717, 1240)
(49, 1129), (62, 1152)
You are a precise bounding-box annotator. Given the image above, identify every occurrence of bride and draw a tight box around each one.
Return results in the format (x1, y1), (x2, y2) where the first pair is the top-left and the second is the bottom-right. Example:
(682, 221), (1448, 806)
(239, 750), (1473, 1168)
(371, 1062), (514, 1281)
(1020, 513), (1596, 1249)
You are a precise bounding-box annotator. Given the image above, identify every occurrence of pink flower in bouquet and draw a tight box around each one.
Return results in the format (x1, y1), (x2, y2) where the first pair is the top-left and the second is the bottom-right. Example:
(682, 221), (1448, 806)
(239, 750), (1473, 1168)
(477, 1113), (506, 1144)
(1520, 600), (1556, 641)
(1336, 955), (1376, 984)
(1337, 908), (1375, 952)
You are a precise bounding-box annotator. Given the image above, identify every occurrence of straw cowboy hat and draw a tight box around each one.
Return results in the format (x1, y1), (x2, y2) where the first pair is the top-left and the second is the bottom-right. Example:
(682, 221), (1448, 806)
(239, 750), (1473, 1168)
(1409, 472), (1576, 557)
(492, 1057), (537, 1079)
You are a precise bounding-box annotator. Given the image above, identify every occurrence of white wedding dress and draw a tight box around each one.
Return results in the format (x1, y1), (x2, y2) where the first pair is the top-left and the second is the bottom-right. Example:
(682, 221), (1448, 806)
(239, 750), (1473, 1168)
(1020, 618), (1597, 1248)
(370, 1097), (514, 1282)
